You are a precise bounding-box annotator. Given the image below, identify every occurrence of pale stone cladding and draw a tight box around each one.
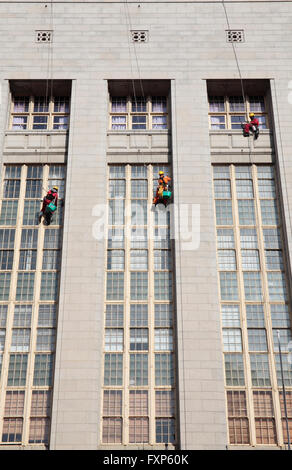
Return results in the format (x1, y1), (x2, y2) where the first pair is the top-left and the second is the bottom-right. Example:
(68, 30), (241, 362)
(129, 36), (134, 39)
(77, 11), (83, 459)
(0, 0), (291, 450)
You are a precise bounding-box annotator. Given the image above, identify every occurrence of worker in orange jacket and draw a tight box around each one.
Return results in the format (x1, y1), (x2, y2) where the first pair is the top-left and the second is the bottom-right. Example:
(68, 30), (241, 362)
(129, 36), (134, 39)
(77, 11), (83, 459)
(153, 171), (171, 206)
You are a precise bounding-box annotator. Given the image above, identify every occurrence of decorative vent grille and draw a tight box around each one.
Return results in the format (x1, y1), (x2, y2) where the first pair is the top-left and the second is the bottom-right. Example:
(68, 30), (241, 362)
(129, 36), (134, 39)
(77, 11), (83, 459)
(131, 30), (148, 43)
(226, 30), (245, 43)
(36, 31), (53, 43)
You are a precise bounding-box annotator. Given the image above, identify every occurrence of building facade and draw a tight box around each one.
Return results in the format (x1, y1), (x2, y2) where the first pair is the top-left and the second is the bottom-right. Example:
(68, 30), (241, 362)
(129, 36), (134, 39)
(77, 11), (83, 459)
(0, 0), (291, 450)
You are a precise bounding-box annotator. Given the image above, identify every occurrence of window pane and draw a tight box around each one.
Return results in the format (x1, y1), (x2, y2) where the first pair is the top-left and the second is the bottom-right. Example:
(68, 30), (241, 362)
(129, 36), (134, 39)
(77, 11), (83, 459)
(129, 390), (148, 415)
(154, 329), (173, 351)
(11, 329), (31, 352)
(2, 418), (23, 443)
(7, 354), (28, 386)
(53, 116), (69, 130)
(109, 180), (126, 198)
(129, 353), (148, 386)
(0, 201), (18, 225)
(108, 200), (125, 226)
(130, 250), (148, 270)
(218, 250), (236, 270)
(241, 250), (260, 271)
(14, 97), (29, 113)
(156, 418), (175, 444)
(220, 272), (238, 300)
(0, 229), (15, 249)
(261, 200), (279, 225)
(229, 96), (245, 112)
(154, 272), (172, 300)
(130, 304), (148, 327)
(265, 250), (283, 270)
(33, 354), (54, 386)
(155, 390), (175, 416)
(34, 97), (49, 112)
(131, 180), (148, 198)
(19, 250), (37, 270)
(132, 97), (146, 112)
(42, 250), (60, 270)
(275, 354), (292, 386)
(3, 180), (20, 198)
(155, 353), (174, 386)
(258, 180), (276, 199)
(29, 418), (50, 444)
(130, 328), (148, 351)
(270, 304), (290, 328)
(105, 329), (124, 352)
(132, 116), (146, 129)
(25, 180), (43, 199)
(231, 115), (245, 129)
(250, 96), (265, 113)
(131, 200), (147, 225)
(23, 201), (40, 226)
(102, 418), (122, 443)
(33, 116), (48, 130)
(248, 329), (268, 352)
(209, 96), (225, 112)
(130, 272), (148, 300)
(215, 200), (233, 225)
(246, 305), (265, 328)
(103, 390), (122, 416)
(40, 272), (59, 300)
(106, 272), (124, 300)
(105, 304), (124, 327)
(217, 229), (235, 249)
(236, 180), (253, 199)
(214, 180), (231, 198)
(112, 97), (127, 112)
(0, 250), (14, 270)
(154, 250), (172, 270)
(210, 115), (226, 129)
(14, 305), (32, 327)
(263, 229), (282, 249)
(238, 200), (255, 225)
(54, 97), (70, 113)
(12, 116), (27, 130)
(36, 328), (56, 352)
(112, 116), (126, 130)
(243, 272), (262, 301)
(129, 418), (149, 443)
(152, 97), (167, 113)
(222, 329), (242, 352)
(152, 116), (167, 129)
(155, 304), (173, 327)
(250, 354), (271, 386)
(104, 353), (123, 386)
(107, 250), (125, 270)
(108, 228), (124, 249)
(240, 228), (258, 249)
(224, 353), (245, 386)
(267, 272), (287, 301)
(16, 272), (34, 300)
(221, 304), (240, 327)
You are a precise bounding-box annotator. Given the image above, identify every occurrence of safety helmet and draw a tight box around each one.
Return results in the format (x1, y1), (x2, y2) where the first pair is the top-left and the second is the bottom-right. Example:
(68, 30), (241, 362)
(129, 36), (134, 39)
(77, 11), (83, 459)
(249, 113), (255, 118)
(53, 186), (59, 191)
(159, 171), (164, 175)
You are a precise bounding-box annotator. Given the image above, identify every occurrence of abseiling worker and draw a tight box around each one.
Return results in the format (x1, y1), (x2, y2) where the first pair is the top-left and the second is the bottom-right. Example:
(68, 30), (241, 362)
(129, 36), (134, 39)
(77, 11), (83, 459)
(39, 186), (59, 222)
(153, 171), (171, 206)
(242, 112), (259, 139)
